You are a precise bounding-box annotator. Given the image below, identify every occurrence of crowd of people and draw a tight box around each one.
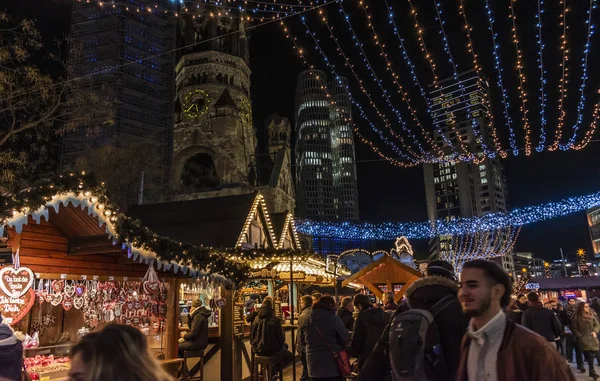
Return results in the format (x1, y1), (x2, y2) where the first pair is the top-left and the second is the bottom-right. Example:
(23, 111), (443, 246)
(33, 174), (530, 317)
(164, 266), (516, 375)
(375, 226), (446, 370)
(3, 258), (600, 381)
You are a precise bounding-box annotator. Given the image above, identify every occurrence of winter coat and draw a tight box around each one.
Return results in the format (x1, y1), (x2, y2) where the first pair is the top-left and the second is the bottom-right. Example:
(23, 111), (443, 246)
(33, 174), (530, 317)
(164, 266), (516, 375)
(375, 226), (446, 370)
(457, 319), (576, 381)
(0, 323), (23, 381)
(404, 275), (467, 381)
(591, 303), (600, 319)
(336, 307), (354, 332)
(383, 301), (398, 312)
(506, 309), (523, 323)
(303, 307), (351, 378)
(296, 306), (312, 354)
(181, 306), (212, 351)
(554, 308), (569, 328)
(571, 313), (600, 351)
(349, 305), (389, 369)
(521, 301), (562, 341)
(250, 306), (285, 356)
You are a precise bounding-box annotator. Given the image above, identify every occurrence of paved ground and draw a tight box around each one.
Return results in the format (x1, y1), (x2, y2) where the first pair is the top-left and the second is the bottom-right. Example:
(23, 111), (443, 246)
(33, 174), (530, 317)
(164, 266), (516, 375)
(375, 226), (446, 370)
(571, 362), (598, 380)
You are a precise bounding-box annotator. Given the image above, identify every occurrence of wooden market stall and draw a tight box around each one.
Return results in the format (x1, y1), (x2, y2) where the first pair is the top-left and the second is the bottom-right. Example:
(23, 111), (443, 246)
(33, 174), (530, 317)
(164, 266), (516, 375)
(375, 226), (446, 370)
(341, 253), (423, 303)
(129, 191), (311, 381)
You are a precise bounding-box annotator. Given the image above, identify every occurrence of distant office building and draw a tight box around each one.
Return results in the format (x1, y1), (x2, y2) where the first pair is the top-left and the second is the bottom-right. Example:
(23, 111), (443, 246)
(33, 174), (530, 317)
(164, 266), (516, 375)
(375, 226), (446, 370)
(588, 206), (600, 256)
(61, 1), (176, 207)
(423, 70), (510, 260)
(294, 70), (359, 221)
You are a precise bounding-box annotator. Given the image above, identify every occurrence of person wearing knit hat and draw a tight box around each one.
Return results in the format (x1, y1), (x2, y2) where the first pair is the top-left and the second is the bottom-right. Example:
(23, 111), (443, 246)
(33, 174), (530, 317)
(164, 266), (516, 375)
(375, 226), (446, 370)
(178, 299), (212, 357)
(0, 313), (23, 381)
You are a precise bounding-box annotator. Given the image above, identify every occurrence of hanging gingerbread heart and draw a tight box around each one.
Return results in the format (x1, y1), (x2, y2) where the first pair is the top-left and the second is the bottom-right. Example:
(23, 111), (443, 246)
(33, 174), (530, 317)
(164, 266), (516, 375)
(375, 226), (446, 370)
(75, 282), (86, 297)
(114, 303), (123, 317)
(64, 281), (75, 297)
(73, 297), (84, 310)
(152, 320), (160, 333)
(62, 298), (73, 311)
(51, 280), (65, 293)
(51, 293), (63, 306)
(143, 281), (160, 295)
(44, 293), (54, 303)
(104, 309), (115, 322)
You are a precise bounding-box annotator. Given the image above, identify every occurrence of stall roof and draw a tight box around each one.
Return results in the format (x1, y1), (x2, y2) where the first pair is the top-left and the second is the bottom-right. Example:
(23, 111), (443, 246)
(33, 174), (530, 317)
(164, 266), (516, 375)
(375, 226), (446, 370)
(536, 276), (600, 290)
(128, 193), (258, 248)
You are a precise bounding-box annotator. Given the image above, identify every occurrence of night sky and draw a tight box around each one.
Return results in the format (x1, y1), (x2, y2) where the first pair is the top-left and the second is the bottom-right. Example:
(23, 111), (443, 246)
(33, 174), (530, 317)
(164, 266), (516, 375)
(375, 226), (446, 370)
(7, 0), (600, 262)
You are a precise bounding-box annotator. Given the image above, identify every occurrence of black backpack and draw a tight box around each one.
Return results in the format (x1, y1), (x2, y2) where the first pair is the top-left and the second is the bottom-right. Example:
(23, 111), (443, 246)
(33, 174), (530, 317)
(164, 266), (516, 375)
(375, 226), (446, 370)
(388, 295), (455, 381)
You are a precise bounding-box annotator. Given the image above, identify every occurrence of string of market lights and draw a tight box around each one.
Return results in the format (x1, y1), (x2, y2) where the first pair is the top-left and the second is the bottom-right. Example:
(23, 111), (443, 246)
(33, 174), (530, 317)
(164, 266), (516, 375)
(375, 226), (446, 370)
(294, 191), (600, 240)
(550, 0), (571, 152)
(286, 0), (599, 167)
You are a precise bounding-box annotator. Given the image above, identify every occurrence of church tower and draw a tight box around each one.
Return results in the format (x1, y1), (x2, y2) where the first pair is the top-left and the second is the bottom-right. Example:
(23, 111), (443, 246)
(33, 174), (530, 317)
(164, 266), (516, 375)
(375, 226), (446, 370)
(173, 3), (255, 197)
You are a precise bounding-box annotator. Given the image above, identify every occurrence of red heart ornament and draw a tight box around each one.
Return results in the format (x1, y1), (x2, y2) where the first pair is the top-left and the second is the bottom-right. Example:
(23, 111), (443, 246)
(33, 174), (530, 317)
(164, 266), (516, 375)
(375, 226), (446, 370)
(143, 281), (160, 295)
(51, 280), (65, 294)
(0, 267), (34, 298)
(0, 289), (35, 324)
(62, 298), (73, 311)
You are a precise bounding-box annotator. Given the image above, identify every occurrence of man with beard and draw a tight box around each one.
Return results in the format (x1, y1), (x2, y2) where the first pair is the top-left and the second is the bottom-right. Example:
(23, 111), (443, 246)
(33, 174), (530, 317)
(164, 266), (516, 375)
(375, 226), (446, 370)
(456, 260), (574, 381)
(566, 297), (586, 372)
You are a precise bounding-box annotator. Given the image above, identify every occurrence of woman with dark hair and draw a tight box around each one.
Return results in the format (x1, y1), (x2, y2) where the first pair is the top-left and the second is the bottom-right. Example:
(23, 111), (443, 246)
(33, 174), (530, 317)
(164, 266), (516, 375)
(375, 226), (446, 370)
(302, 296), (350, 381)
(571, 302), (600, 380)
(68, 324), (172, 381)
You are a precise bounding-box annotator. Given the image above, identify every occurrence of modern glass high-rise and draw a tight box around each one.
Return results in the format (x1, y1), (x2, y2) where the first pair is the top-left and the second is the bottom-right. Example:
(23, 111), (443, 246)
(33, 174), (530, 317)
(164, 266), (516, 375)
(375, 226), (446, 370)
(61, 0), (176, 206)
(588, 206), (600, 256)
(423, 70), (509, 259)
(295, 70), (359, 220)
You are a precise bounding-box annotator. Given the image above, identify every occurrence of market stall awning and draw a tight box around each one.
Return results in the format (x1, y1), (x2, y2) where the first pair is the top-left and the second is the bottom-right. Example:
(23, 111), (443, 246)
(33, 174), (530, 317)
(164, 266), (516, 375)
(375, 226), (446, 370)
(341, 254), (423, 302)
(535, 276), (600, 290)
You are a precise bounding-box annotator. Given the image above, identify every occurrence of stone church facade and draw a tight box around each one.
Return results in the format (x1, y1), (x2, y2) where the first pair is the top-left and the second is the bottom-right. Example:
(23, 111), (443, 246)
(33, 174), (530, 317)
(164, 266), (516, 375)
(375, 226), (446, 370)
(172, 4), (294, 214)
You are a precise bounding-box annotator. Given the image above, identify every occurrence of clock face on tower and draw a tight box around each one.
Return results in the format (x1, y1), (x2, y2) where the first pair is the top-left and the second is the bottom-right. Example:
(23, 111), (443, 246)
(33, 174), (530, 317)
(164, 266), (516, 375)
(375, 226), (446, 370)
(183, 89), (210, 118)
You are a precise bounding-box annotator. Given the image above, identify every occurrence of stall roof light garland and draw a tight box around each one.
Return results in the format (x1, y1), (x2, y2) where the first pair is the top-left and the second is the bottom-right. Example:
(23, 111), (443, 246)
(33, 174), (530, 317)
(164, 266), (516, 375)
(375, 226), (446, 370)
(295, 191), (600, 240)
(0, 173), (319, 286)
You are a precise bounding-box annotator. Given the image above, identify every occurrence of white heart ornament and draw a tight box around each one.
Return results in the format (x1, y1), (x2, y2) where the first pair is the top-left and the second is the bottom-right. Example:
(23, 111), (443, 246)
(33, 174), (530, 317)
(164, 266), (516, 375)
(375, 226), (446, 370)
(73, 297), (84, 310)
(51, 293), (63, 306)
(0, 267), (34, 298)
(64, 283), (75, 297)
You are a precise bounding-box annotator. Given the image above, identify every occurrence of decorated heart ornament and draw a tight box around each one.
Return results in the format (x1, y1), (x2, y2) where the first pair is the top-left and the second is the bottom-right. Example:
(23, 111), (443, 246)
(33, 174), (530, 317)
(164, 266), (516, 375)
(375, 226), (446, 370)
(64, 282), (75, 297)
(1, 289), (35, 324)
(73, 297), (84, 310)
(51, 280), (65, 294)
(75, 283), (86, 297)
(0, 266), (35, 298)
(62, 298), (73, 311)
(51, 293), (63, 306)
(143, 281), (160, 295)
(44, 293), (54, 303)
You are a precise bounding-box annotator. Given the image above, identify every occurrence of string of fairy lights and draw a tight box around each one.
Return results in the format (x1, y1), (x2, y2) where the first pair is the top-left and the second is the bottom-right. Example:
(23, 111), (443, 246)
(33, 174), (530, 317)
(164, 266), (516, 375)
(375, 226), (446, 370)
(295, 190), (600, 240)
(286, 0), (599, 167)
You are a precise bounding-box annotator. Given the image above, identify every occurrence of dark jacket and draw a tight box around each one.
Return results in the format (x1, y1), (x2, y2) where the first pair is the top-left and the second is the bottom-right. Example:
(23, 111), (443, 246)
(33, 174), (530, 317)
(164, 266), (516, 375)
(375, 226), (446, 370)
(506, 309), (523, 323)
(404, 275), (466, 380)
(554, 308), (569, 327)
(571, 313), (600, 351)
(457, 319), (576, 381)
(336, 307), (354, 332)
(303, 306), (351, 378)
(296, 306), (312, 354)
(521, 301), (562, 341)
(350, 305), (389, 369)
(591, 303), (600, 320)
(250, 306), (285, 356)
(181, 306), (212, 351)
(383, 301), (398, 312)
(0, 323), (24, 381)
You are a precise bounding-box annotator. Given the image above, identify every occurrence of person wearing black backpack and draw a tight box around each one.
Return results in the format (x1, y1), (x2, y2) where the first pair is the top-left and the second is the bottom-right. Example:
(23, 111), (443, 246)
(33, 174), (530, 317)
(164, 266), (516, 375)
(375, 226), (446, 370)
(250, 297), (293, 374)
(359, 260), (465, 381)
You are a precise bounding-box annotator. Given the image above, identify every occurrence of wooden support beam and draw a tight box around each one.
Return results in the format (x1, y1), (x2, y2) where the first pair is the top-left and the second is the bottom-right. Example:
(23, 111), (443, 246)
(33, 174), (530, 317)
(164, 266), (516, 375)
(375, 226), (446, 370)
(395, 275), (420, 303)
(359, 276), (383, 300)
(221, 288), (235, 381)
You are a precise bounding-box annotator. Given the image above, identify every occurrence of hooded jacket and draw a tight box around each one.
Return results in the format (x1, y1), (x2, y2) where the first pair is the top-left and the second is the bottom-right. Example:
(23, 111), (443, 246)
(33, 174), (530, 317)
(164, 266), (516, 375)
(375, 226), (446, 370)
(521, 301), (562, 341)
(336, 306), (354, 331)
(404, 275), (467, 381)
(457, 319), (576, 381)
(181, 306), (212, 351)
(0, 322), (23, 381)
(250, 306), (285, 356)
(350, 305), (389, 369)
(303, 306), (350, 378)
